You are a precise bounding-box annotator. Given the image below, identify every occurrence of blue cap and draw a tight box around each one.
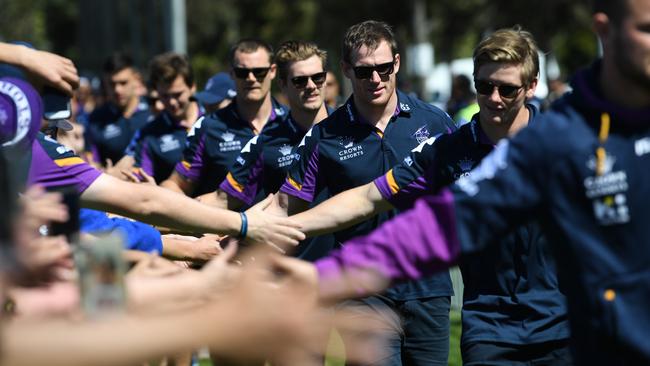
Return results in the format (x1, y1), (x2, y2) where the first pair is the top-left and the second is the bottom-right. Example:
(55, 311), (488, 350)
(193, 72), (236, 105)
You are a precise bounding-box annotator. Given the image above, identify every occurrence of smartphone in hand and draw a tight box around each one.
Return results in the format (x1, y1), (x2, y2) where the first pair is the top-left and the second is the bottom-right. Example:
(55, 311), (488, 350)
(75, 233), (127, 317)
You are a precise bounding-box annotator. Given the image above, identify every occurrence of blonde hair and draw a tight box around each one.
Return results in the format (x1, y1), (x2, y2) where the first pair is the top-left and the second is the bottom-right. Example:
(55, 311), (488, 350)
(473, 26), (540, 86)
(275, 41), (327, 81)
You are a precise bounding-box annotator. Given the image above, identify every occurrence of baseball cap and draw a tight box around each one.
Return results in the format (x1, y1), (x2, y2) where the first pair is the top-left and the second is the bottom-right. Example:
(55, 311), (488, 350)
(0, 77), (43, 147)
(192, 72), (236, 105)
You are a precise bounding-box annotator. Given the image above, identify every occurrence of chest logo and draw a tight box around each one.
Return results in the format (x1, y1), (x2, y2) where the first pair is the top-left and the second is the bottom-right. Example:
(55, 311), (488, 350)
(414, 126), (430, 144)
(103, 124), (121, 139)
(584, 152), (630, 225)
(338, 136), (364, 161)
(219, 131), (241, 152)
(159, 134), (180, 153)
(277, 144), (298, 168)
(451, 157), (475, 180)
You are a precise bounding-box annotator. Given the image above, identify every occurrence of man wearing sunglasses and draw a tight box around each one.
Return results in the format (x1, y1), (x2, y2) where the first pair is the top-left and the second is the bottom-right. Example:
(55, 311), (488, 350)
(284, 28), (571, 365)
(216, 41), (330, 211)
(211, 40), (336, 262)
(161, 39), (287, 197)
(277, 21), (457, 366)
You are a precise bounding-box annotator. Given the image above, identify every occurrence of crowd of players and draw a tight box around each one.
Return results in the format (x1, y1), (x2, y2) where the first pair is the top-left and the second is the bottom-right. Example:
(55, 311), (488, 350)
(1, 0), (649, 365)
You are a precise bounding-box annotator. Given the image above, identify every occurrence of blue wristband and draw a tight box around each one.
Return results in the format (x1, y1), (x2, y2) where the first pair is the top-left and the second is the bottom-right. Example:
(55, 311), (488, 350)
(239, 212), (248, 239)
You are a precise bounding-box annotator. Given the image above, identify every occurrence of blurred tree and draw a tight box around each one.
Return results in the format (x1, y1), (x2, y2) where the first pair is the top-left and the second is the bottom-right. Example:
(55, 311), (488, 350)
(0, 0), (597, 91)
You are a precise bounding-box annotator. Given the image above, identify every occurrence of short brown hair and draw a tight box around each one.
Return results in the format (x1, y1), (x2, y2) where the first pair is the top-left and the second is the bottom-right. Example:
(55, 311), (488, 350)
(275, 41), (327, 81)
(228, 39), (274, 66)
(473, 26), (540, 87)
(148, 52), (194, 89)
(342, 20), (398, 64)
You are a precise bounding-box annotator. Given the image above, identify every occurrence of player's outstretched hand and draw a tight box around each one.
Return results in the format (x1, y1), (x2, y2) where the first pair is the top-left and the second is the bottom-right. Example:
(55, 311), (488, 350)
(200, 247), (388, 364)
(244, 194), (305, 250)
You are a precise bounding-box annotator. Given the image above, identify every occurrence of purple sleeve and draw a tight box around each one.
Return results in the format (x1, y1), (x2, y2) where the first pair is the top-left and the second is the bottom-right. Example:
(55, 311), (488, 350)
(279, 145), (321, 203)
(219, 154), (265, 206)
(139, 143), (154, 177)
(28, 138), (102, 194)
(175, 129), (206, 182)
(315, 188), (460, 291)
(374, 170), (430, 210)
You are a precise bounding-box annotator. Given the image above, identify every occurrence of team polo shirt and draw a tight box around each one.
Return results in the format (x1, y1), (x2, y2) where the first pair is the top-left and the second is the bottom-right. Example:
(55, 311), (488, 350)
(221, 113), (321, 207)
(86, 98), (151, 164)
(28, 132), (101, 194)
(315, 62), (650, 365)
(131, 111), (189, 183)
(281, 91), (457, 299)
(220, 109), (336, 261)
(375, 108), (570, 346)
(174, 99), (288, 196)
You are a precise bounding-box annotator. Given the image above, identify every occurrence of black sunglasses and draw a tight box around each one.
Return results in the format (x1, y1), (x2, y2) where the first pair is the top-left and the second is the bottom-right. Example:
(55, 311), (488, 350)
(290, 72), (327, 89)
(352, 61), (395, 79)
(474, 79), (524, 99)
(233, 67), (271, 81)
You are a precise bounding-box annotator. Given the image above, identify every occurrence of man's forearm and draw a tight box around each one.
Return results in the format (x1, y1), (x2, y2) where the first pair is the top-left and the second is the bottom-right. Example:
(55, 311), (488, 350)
(315, 190), (461, 296)
(291, 183), (392, 237)
(82, 175), (241, 236)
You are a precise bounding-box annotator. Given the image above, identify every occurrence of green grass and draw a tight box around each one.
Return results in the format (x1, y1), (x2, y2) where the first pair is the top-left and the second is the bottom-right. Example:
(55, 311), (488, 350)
(448, 309), (462, 366)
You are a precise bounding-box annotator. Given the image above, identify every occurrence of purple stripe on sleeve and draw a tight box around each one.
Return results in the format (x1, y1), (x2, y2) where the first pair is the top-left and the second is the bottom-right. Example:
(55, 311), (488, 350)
(140, 143), (154, 177)
(175, 134), (206, 181)
(219, 161), (263, 207)
(374, 175), (393, 201)
(280, 145), (320, 203)
(315, 188), (460, 296)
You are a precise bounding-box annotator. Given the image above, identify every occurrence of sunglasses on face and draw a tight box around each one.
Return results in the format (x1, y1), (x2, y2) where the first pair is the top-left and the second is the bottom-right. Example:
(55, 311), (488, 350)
(232, 67), (271, 81)
(474, 79), (524, 99)
(351, 61), (395, 79)
(290, 72), (327, 89)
